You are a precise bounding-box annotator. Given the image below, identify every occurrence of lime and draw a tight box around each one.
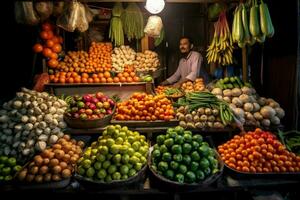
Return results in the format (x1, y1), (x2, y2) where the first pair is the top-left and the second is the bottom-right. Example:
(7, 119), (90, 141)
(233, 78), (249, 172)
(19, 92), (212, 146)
(175, 135), (184, 145)
(183, 133), (192, 143)
(112, 129), (120, 138)
(171, 144), (182, 154)
(184, 130), (192, 135)
(128, 136), (135, 144)
(115, 137), (124, 145)
(106, 138), (115, 147)
(78, 166), (85, 176)
(134, 152), (142, 158)
(196, 170), (205, 180)
(115, 124), (122, 130)
(162, 152), (172, 162)
(105, 174), (112, 182)
(128, 168), (137, 177)
(127, 163), (133, 169)
(110, 144), (121, 154)
(182, 155), (191, 165)
(82, 159), (92, 169)
(129, 156), (140, 165)
(112, 154), (122, 164)
(190, 161), (199, 172)
(139, 157), (147, 165)
(122, 154), (130, 164)
(192, 134), (203, 144)
(152, 149), (161, 158)
(134, 163), (143, 171)
(4, 175), (12, 181)
(127, 148), (135, 156)
(107, 125), (116, 135)
(121, 174), (128, 180)
(119, 131), (127, 139)
(108, 165), (117, 174)
(185, 171), (196, 183)
(158, 161), (168, 172)
(112, 172), (121, 180)
(94, 161), (102, 170)
(164, 169), (175, 180)
(99, 139), (107, 146)
(132, 141), (141, 151)
(173, 154), (183, 162)
(91, 149), (98, 155)
(159, 145), (168, 153)
(96, 154), (106, 162)
(166, 128), (175, 134)
(212, 168), (219, 174)
(120, 165), (129, 175)
(139, 146), (148, 156)
(97, 169), (107, 179)
(175, 174), (185, 183)
(170, 161), (179, 170)
(164, 138), (174, 148)
(99, 146), (109, 155)
(153, 144), (159, 151)
(106, 154), (113, 160)
(199, 158), (210, 170)
(86, 167), (95, 178)
(191, 151), (201, 161)
(13, 165), (22, 172)
(178, 164), (187, 174)
(182, 143), (192, 154)
(102, 160), (111, 169)
(7, 157), (16, 167)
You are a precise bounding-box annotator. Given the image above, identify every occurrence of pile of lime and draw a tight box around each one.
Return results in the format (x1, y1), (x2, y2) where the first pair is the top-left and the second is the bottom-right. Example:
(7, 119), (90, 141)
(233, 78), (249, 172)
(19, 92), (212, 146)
(77, 125), (149, 182)
(0, 156), (22, 181)
(151, 126), (219, 184)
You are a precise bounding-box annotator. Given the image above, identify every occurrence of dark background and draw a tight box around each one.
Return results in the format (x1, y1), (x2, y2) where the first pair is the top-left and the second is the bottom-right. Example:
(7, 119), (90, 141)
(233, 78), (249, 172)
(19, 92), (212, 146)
(0, 0), (298, 129)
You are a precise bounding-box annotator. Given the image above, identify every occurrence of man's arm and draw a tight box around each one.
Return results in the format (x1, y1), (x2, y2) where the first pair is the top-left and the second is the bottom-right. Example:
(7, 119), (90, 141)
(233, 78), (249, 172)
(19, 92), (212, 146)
(162, 64), (181, 85)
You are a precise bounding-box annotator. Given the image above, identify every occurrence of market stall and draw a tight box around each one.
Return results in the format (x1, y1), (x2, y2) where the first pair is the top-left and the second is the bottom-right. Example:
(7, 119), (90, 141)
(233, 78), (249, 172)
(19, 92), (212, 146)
(0, 0), (299, 199)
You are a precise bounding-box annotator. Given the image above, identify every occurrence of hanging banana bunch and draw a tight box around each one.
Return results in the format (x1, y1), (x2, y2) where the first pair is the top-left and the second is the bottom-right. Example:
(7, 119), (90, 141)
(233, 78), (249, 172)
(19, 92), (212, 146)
(206, 11), (233, 66)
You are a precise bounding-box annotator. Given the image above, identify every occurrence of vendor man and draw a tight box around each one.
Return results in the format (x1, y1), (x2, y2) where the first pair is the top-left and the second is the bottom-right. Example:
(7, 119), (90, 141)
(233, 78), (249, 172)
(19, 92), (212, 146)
(161, 36), (208, 87)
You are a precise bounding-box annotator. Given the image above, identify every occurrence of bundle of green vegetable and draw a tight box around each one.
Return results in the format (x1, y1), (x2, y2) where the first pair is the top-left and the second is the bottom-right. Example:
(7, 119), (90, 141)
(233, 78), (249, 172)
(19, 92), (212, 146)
(122, 3), (144, 41)
(175, 92), (234, 126)
(277, 130), (300, 156)
(164, 88), (183, 96)
(109, 3), (124, 46)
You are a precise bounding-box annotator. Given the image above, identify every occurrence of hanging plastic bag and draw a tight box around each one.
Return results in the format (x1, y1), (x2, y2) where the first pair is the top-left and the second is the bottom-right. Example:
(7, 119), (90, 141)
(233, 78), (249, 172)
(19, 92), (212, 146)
(144, 15), (163, 38)
(76, 3), (89, 32)
(15, 2), (40, 25)
(84, 4), (94, 23)
(53, 2), (65, 17)
(57, 1), (80, 32)
(35, 2), (53, 21)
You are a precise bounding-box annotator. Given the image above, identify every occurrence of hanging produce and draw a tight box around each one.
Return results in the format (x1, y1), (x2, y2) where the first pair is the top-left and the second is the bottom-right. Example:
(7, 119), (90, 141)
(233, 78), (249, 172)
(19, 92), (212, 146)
(154, 28), (165, 47)
(144, 16), (163, 38)
(122, 3), (144, 41)
(109, 3), (124, 46)
(206, 11), (233, 66)
(259, 0), (274, 37)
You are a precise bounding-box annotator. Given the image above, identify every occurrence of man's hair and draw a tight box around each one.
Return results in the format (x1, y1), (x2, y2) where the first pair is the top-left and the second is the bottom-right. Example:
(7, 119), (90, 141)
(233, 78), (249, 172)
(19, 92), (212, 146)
(180, 36), (193, 45)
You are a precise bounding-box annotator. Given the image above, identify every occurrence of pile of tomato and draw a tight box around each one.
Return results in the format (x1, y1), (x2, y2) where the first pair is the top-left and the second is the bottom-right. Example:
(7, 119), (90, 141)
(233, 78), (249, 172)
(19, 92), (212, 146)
(114, 93), (175, 121)
(218, 129), (300, 173)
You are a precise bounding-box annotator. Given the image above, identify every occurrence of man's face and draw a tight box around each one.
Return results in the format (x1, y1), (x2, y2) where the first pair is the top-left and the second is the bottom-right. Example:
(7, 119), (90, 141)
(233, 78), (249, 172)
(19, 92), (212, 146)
(179, 38), (191, 54)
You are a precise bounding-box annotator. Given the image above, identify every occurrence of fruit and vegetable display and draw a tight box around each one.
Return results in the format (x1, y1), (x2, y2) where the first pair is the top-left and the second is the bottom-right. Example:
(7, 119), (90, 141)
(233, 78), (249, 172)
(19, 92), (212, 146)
(0, 156), (22, 181)
(115, 93), (175, 121)
(64, 92), (115, 120)
(17, 135), (85, 183)
(134, 50), (160, 73)
(0, 88), (68, 164)
(232, 0), (274, 47)
(76, 125), (148, 182)
(175, 92), (234, 129)
(33, 22), (63, 69)
(206, 11), (233, 66)
(210, 85), (285, 127)
(214, 76), (251, 89)
(218, 129), (300, 173)
(155, 86), (184, 98)
(112, 45), (136, 73)
(181, 79), (206, 93)
(150, 126), (220, 184)
(109, 3), (124, 46)
(277, 130), (300, 156)
(122, 3), (144, 41)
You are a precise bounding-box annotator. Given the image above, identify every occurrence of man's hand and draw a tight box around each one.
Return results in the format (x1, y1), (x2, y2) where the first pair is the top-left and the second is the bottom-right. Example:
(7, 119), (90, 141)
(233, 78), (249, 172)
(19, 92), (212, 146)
(173, 82), (182, 88)
(161, 80), (170, 86)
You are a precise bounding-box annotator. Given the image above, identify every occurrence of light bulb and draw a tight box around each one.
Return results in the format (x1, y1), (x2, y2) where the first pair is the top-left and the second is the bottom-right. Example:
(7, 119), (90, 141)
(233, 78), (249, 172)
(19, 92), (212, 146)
(145, 0), (165, 14)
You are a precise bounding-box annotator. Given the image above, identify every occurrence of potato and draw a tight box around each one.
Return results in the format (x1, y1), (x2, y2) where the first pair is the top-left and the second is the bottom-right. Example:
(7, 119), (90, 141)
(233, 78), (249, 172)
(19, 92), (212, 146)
(30, 166), (39, 175)
(52, 174), (62, 181)
(52, 165), (62, 174)
(59, 162), (68, 170)
(35, 175), (44, 183)
(53, 144), (62, 150)
(62, 169), (72, 178)
(44, 173), (52, 182)
(34, 155), (44, 166)
(39, 166), (49, 175)
(26, 174), (35, 182)
(49, 158), (59, 167)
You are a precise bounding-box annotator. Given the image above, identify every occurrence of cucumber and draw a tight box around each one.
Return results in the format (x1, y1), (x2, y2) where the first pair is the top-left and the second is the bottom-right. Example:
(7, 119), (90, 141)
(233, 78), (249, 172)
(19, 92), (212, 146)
(235, 77), (244, 88)
(233, 83), (240, 88)
(230, 77), (236, 83)
(224, 77), (230, 83)
(227, 84), (233, 89)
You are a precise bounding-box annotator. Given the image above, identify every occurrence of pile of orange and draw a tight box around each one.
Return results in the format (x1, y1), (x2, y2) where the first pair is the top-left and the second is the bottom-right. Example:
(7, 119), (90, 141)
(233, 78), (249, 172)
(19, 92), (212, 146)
(115, 66), (140, 83)
(115, 93), (175, 121)
(32, 22), (63, 69)
(88, 42), (112, 72)
(218, 129), (300, 173)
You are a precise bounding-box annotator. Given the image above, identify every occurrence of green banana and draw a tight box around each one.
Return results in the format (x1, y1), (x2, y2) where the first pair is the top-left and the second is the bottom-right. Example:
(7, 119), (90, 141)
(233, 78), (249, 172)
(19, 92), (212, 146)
(241, 4), (251, 44)
(236, 6), (244, 43)
(249, 3), (260, 37)
(259, 1), (274, 38)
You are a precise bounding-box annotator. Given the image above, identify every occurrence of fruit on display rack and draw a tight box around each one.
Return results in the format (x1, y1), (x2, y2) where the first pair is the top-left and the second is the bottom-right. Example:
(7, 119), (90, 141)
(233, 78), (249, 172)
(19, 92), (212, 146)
(0, 156), (22, 181)
(181, 78), (206, 93)
(114, 93), (175, 121)
(17, 135), (85, 183)
(210, 84), (285, 127)
(134, 50), (160, 72)
(76, 125), (149, 182)
(64, 92), (115, 120)
(151, 126), (220, 183)
(0, 88), (68, 164)
(218, 129), (300, 173)
(112, 46), (136, 73)
(214, 76), (251, 89)
(33, 22), (63, 69)
(206, 11), (233, 66)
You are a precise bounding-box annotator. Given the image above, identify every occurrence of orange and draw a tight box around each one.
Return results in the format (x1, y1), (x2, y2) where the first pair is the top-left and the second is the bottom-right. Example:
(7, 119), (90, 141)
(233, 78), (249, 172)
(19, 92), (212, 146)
(120, 77), (126, 83)
(123, 72), (129, 78)
(52, 44), (62, 53)
(68, 77), (74, 83)
(104, 71), (111, 78)
(130, 72), (135, 77)
(46, 39), (55, 48)
(107, 77), (113, 83)
(88, 78), (94, 83)
(113, 77), (120, 83)
(133, 77), (140, 82)
(101, 77), (107, 83)
(94, 77), (100, 83)
(126, 77), (133, 83)
(82, 73), (89, 78)
(74, 77), (81, 83)
(48, 59), (58, 68)
(117, 73), (123, 78)
(82, 77), (88, 83)
(42, 48), (52, 57)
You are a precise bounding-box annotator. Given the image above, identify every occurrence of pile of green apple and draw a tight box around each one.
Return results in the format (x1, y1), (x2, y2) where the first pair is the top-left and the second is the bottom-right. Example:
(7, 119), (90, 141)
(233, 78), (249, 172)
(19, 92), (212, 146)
(0, 156), (22, 181)
(65, 92), (115, 120)
(76, 125), (149, 182)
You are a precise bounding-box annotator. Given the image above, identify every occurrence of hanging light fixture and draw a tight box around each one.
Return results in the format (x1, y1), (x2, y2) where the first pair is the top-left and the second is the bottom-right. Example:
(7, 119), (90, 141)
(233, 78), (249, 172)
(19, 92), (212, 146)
(145, 0), (165, 14)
